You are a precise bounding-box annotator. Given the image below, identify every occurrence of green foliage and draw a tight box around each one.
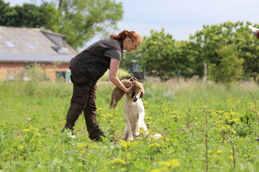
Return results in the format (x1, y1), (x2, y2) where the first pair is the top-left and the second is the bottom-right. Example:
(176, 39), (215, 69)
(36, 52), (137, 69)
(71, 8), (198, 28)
(208, 45), (244, 83)
(121, 50), (140, 71)
(123, 30), (203, 80)
(54, 0), (123, 48)
(126, 29), (177, 80)
(0, 0), (13, 25)
(124, 22), (258, 82)
(1, 1), (258, 81)
(175, 41), (202, 77)
(190, 21), (259, 81)
(14, 64), (49, 82)
(24, 64), (49, 81)
(141, 29), (177, 80)
(0, 1), (57, 28)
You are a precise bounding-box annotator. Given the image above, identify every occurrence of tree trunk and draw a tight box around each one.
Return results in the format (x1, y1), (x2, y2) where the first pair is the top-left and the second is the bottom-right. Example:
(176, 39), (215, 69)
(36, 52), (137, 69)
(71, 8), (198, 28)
(203, 63), (207, 82)
(58, 0), (63, 10)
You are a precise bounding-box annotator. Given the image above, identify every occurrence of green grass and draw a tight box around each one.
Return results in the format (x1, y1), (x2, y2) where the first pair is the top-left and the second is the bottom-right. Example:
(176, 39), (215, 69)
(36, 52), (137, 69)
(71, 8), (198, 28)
(0, 80), (258, 172)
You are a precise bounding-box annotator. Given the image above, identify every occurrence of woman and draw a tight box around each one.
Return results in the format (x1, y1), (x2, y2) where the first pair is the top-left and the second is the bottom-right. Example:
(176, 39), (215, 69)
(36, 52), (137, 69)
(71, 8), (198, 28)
(63, 30), (143, 141)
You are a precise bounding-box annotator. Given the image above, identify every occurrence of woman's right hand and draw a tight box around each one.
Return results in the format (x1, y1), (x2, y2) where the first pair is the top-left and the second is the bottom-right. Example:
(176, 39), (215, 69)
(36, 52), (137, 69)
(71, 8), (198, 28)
(124, 84), (133, 93)
(109, 58), (133, 93)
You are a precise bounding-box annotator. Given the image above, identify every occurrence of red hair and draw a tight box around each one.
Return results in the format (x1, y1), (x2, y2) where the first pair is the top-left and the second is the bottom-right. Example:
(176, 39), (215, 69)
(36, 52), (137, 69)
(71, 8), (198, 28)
(111, 30), (142, 43)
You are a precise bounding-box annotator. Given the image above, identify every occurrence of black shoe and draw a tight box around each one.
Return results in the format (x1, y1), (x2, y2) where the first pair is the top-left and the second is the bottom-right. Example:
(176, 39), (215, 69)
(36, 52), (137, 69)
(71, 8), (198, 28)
(62, 128), (76, 138)
(89, 129), (105, 141)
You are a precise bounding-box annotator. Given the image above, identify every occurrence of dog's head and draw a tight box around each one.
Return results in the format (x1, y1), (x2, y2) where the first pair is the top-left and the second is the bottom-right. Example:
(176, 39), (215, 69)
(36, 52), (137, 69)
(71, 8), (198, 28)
(126, 80), (144, 102)
(110, 77), (144, 108)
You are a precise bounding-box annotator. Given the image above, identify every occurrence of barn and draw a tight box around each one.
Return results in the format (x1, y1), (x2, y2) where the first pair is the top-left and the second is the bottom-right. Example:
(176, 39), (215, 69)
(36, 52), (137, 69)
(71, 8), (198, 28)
(0, 26), (77, 81)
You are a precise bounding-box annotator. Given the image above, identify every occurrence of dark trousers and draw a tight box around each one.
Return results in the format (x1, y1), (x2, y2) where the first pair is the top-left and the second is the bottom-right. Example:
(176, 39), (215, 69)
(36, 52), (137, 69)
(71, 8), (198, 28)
(64, 83), (104, 141)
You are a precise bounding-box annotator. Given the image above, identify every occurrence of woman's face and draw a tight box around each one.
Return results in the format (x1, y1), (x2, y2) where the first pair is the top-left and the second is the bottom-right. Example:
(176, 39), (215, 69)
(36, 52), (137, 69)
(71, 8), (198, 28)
(123, 37), (141, 52)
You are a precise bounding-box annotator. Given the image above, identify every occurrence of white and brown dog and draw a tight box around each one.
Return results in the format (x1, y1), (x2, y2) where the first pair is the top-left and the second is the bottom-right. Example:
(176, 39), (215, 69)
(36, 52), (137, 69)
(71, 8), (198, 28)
(110, 77), (148, 141)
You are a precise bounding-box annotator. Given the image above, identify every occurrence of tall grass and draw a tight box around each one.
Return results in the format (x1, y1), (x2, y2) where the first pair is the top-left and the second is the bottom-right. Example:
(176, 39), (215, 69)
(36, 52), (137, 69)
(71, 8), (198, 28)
(0, 80), (258, 171)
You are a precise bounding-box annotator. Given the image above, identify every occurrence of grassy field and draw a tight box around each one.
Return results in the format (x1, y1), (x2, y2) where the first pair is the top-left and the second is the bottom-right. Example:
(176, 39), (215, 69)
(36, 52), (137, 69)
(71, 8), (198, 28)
(0, 80), (258, 172)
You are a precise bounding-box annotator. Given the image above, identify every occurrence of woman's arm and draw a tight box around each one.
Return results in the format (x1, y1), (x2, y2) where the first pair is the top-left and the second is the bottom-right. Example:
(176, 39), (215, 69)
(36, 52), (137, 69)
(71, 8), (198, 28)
(109, 58), (132, 93)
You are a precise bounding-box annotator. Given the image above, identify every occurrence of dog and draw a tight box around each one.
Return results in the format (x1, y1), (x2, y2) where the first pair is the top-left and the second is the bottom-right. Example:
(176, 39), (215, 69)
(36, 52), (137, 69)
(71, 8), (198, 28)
(110, 77), (148, 141)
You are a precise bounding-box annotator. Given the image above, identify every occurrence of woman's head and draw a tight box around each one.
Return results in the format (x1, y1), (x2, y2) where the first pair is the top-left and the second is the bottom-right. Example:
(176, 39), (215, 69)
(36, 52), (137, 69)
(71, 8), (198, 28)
(111, 30), (143, 51)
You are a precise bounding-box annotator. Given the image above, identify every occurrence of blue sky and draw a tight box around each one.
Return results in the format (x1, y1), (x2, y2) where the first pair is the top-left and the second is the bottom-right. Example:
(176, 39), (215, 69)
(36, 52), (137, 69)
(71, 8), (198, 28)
(5, 0), (259, 43)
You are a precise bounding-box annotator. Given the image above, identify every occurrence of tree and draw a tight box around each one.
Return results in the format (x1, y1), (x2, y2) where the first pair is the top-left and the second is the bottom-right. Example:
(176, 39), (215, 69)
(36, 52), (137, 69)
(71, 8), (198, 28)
(209, 45), (243, 83)
(190, 21), (259, 81)
(174, 41), (202, 78)
(0, 1), (59, 28)
(55, 0), (123, 48)
(131, 29), (178, 80)
(0, 0), (14, 25)
(123, 29), (203, 80)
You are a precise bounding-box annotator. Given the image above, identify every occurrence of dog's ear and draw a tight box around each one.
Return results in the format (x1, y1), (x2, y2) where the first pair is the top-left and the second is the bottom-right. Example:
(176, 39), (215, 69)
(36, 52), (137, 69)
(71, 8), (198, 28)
(140, 91), (144, 98)
(110, 88), (124, 109)
(140, 88), (144, 98)
(140, 84), (144, 98)
(110, 80), (132, 109)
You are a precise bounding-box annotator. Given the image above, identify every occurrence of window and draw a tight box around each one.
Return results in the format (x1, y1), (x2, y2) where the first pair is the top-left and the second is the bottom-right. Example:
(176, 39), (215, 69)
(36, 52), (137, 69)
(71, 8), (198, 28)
(5, 41), (15, 48)
(56, 70), (71, 83)
(56, 71), (66, 80)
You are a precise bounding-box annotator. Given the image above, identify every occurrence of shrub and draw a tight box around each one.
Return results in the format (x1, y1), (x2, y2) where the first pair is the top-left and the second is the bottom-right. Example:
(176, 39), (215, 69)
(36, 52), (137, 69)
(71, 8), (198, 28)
(16, 64), (49, 81)
(209, 45), (243, 83)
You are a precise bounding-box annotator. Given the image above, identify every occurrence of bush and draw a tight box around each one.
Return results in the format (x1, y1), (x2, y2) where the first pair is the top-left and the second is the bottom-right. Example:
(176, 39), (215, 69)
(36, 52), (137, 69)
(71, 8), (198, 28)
(17, 64), (49, 81)
(209, 45), (244, 83)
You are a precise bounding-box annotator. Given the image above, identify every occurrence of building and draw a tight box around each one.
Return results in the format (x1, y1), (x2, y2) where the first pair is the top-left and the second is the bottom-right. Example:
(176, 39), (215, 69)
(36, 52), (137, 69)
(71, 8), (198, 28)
(0, 26), (77, 81)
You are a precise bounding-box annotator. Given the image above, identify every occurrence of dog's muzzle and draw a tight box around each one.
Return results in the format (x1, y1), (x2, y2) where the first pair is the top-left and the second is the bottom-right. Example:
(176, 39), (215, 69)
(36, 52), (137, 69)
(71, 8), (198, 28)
(133, 97), (138, 102)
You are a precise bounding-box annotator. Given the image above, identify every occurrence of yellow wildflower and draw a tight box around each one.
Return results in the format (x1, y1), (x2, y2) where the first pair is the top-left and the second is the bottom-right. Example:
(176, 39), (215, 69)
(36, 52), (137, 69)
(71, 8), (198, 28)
(159, 159), (180, 169)
(77, 143), (87, 150)
(119, 140), (130, 149)
(111, 158), (127, 166)
(23, 128), (31, 132)
(149, 143), (161, 149)
(150, 167), (167, 172)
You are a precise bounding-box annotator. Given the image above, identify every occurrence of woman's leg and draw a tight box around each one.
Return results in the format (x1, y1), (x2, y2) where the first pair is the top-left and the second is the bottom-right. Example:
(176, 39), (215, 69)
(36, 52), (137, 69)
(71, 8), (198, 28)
(64, 84), (90, 131)
(83, 85), (104, 141)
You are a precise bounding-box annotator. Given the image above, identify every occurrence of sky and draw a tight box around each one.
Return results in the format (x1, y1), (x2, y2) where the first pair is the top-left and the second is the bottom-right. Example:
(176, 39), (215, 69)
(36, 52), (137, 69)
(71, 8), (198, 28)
(5, 0), (259, 46)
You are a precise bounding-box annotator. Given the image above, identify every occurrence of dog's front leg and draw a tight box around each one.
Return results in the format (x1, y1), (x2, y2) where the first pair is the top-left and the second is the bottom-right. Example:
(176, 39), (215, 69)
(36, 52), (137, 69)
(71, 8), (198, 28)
(123, 125), (129, 140)
(142, 121), (149, 136)
(138, 112), (148, 136)
(135, 121), (140, 137)
(124, 119), (134, 141)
